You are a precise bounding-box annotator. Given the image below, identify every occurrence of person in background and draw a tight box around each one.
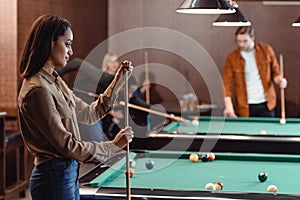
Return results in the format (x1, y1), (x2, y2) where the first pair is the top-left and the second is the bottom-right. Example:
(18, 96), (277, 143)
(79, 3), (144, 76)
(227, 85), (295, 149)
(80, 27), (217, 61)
(18, 15), (133, 199)
(96, 52), (151, 140)
(138, 71), (163, 105)
(222, 26), (287, 118)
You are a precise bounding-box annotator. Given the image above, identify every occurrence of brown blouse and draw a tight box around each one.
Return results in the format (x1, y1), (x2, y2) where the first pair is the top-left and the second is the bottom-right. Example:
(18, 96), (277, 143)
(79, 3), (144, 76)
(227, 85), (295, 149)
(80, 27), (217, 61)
(18, 66), (120, 166)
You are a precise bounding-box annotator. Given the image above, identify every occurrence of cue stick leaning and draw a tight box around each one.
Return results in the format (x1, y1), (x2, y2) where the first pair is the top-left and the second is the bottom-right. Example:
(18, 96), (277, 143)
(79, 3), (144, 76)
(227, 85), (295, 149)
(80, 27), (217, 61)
(71, 87), (189, 123)
(144, 51), (150, 104)
(122, 61), (131, 200)
(119, 101), (189, 123)
(144, 51), (151, 131)
(279, 54), (286, 125)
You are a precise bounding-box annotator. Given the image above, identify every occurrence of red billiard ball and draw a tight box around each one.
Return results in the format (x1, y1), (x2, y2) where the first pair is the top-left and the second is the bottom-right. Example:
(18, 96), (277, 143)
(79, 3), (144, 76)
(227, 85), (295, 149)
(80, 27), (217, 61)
(208, 152), (215, 161)
(124, 168), (134, 177)
(145, 160), (154, 169)
(192, 116), (199, 121)
(214, 181), (223, 190)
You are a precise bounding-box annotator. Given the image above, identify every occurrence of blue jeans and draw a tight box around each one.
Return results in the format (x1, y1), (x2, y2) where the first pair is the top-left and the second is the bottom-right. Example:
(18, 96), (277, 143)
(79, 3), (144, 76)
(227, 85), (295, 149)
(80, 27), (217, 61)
(30, 158), (80, 200)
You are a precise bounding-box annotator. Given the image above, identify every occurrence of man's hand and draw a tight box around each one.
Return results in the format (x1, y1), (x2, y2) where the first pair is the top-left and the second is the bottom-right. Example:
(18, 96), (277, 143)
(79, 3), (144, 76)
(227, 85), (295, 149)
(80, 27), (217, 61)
(224, 97), (237, 118)
(274, 75), (287, 89)
(224, 108), (238, 118)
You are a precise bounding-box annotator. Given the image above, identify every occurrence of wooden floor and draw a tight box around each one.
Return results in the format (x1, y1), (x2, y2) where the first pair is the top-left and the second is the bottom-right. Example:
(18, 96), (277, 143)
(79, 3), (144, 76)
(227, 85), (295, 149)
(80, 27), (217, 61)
(10, 163), (95, 200)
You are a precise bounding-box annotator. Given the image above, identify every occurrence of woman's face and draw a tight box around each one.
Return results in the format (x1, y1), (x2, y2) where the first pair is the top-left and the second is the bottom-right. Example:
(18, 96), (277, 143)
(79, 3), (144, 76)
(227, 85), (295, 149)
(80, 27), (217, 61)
(49, 27), (73, 67)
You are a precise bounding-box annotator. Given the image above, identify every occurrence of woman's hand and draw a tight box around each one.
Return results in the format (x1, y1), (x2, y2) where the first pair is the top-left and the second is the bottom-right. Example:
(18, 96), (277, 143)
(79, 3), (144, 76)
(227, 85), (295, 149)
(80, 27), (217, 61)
(112, 126), (134, 148)
(114, 61), (133, 93)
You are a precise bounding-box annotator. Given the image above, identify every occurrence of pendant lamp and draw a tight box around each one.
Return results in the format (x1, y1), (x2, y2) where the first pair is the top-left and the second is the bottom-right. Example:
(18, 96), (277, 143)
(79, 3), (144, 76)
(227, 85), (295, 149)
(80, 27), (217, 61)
(176, 0), (235, 14)
(292, 16), (300, 27)
(212, 7), (251, 26)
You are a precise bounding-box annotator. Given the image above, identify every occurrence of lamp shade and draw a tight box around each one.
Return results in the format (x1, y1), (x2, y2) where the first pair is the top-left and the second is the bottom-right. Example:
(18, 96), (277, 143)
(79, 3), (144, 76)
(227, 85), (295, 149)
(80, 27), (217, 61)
(213, 8), (251, 26)
(292, 16), (300, 27)
(176, 0), (235, 14)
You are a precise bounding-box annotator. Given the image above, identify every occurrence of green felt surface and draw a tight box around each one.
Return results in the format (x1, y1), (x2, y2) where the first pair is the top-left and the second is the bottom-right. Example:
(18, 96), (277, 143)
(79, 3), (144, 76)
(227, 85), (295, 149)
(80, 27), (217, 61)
(162, 116), (300, 135)
(90, 151), (300, 195)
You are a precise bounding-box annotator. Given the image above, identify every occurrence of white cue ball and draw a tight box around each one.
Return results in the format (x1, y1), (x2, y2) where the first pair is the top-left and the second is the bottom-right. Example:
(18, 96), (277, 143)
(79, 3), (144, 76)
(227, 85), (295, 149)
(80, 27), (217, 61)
(260, 130), (267, 135)
(266, 185), (278, 193)
(205, 183), (216, 191)
(191, 120), (199, 126)
(280, 118), (286, 125)
(129, 159), (136, 168)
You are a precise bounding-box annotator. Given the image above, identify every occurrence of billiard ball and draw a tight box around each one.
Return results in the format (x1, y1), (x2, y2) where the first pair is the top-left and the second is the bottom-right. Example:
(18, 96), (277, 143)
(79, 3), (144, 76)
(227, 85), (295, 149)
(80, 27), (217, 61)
(192, 116), (199, 120)
(280, 118), (286, 125)
(258, 172), (267, 182)
(205, 183), (216, 191)
(145, 160), (154, 169)
(266, 185), (278, 193)
(208, 152), (215, 161)
(191, 120), (199, 126)
(200, 153), (209, 162)
(189, 153), (199, 162)
(124, 168), (134, 177)
(214, 181), (223, 190)
(260, 130), (267, 135)
(129, 159), (136, 168)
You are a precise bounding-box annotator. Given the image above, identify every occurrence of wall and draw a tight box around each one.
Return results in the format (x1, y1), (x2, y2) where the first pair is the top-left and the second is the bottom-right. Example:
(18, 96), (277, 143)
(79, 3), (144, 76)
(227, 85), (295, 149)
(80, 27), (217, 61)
(0, 0), (107, 117)
(0, 0), (17, 116)
(108, 0), (300, 117)
(0, 0), (108, 126)
(17, 0), (108, 87)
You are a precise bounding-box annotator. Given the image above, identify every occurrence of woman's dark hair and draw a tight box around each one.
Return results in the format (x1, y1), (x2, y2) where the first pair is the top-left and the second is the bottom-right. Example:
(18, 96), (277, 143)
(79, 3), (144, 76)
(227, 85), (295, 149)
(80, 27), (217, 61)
(235, 26), (255, 37)
(20, 15), (71, 78)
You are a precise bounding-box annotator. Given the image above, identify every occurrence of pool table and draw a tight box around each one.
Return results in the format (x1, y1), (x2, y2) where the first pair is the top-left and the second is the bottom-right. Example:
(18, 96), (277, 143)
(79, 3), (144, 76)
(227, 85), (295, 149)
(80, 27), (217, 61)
(162, 116), (300, 136)
(139, 116), (300, 154)
(80, 150), (300, 199)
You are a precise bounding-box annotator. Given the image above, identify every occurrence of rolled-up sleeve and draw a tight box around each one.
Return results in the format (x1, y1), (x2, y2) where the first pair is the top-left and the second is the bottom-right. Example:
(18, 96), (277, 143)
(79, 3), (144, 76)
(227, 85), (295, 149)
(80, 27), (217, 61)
(74, 94), (112, 125)
(19, 87), (121, 165)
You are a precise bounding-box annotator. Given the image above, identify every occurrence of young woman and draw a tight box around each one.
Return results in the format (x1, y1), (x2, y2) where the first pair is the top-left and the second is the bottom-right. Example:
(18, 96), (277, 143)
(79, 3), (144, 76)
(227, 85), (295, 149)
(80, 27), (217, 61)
(18, 15), (133, 199)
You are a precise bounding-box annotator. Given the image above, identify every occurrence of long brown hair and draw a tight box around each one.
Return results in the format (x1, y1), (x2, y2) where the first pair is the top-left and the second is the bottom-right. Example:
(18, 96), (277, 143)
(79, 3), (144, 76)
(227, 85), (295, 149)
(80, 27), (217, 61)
(20, 15), (71, 78)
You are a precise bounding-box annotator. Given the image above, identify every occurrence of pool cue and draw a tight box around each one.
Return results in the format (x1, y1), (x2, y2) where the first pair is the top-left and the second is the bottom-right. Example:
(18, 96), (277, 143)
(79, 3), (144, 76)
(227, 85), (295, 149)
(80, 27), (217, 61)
(72, 87), (188, 123)
(144, 51), (151, 131)
(144, 51), (150, 104)
(279, 54), (286, 124)
(119, 101), (189, 123)
(123, 63), (131, 200)
(72, 87), (99, 98)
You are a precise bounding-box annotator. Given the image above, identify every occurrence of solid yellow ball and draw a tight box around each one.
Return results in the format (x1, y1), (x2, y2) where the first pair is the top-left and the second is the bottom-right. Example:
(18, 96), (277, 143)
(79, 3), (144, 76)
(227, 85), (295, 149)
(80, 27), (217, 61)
(189, 153), (199, 162)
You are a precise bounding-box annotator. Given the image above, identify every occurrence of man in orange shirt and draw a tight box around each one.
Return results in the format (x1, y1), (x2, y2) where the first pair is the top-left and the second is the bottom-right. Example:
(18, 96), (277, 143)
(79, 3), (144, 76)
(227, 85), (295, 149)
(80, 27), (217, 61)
(222, 26), (287, 117)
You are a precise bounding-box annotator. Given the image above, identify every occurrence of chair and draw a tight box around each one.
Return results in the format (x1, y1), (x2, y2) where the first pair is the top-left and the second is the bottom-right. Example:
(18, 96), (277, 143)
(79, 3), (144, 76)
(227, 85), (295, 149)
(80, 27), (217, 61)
(0, 112), (28, 200)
